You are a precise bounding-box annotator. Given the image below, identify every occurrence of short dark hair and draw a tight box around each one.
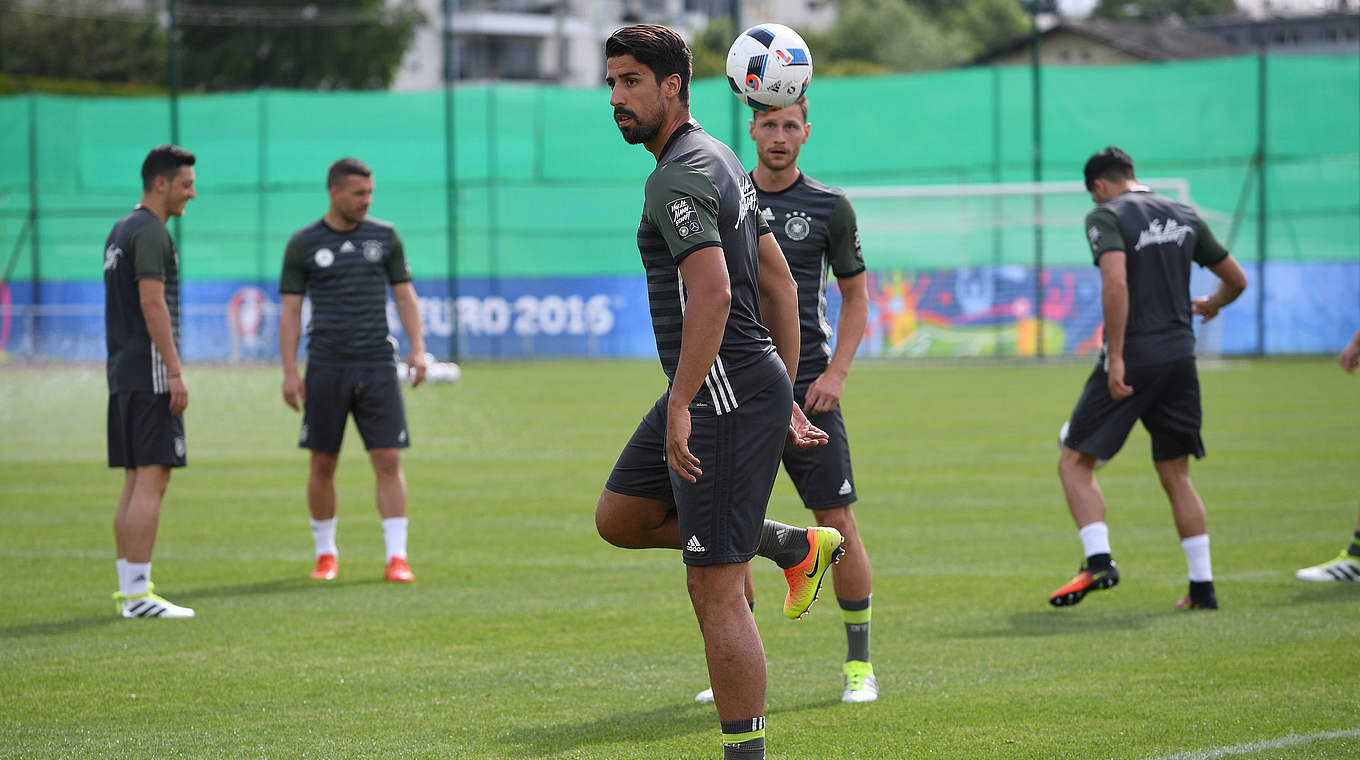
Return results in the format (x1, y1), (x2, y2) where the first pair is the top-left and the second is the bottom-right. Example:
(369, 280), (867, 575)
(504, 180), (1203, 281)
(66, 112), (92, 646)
(327, 157), (372, 189)
(753, 96), (808, 123)
(605, 24), (693, 106)
(141, 144), (195, 191)
(1083, 146), (1135, 191)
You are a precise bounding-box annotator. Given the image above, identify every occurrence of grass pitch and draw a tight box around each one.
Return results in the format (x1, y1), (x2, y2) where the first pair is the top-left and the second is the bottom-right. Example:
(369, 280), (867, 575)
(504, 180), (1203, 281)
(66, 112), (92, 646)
(2, 358), (1358, 759)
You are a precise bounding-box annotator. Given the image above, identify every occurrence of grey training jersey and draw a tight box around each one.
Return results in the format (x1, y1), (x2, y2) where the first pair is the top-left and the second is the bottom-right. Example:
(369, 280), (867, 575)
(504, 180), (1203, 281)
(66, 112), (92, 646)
(1085, 186), (1229, 366)
(280, 218), (411, 366)
(637, 120), (783, 414)
(753, 172), (864, 388)
(104, 206), (179, 394)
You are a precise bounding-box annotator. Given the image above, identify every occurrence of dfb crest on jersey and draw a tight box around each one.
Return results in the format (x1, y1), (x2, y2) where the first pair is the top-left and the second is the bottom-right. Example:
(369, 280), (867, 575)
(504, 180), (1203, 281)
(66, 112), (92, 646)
(362, 240), (384, 262)
(667, 196), (704, 239)
(784, 211), (811, 241)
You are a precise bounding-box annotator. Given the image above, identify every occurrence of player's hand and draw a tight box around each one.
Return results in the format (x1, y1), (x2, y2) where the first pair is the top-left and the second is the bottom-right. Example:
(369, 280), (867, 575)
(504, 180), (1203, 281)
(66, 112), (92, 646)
(788, 405), (829, 449)
(282, 372), (305, 411)
(406, 349), (428, 388)
(666, 402), (702, 483)
(168, 374), (189, 416)
(803, 369), (846, 415)
(1341, 341), (1360, 374)
(1191, 296), (1220, 324)
(1106, 356), (1134, 400)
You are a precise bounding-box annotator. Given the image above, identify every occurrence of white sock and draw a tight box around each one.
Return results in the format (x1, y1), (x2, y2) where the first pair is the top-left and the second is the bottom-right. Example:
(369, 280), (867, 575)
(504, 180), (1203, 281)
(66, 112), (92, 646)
(1181, 534), (1213, 582)
(311, 517), (338, 557)
(1078, 521), (1112, 558)
(124, 562), (151, 597)
(382, 517), (408, 561)
(116, 558), (128, 593)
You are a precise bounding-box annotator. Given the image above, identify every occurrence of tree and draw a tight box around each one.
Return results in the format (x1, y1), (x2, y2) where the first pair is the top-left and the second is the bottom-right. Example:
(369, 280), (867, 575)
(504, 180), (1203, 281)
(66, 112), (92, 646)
(1091, 0), (1236, 22)
(0, 0), (166, 87)
(690, 0), (1034, 78)
(178, 0), (423, 91)
(914, 0), (1031, 54)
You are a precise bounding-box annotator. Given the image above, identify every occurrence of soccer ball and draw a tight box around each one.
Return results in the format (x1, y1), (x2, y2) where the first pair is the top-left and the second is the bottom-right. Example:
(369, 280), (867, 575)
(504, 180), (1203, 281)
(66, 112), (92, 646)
(725, 23), (813, 112)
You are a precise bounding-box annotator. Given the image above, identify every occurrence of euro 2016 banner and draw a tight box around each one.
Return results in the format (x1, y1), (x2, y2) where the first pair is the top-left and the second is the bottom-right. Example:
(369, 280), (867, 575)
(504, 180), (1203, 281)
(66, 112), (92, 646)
(0, 262), (1355, 362)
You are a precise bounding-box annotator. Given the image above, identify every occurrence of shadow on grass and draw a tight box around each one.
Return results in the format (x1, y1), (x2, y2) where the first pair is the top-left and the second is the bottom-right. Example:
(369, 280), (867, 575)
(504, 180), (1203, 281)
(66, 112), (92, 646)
(504, 694), (839, 756)
(0, 615), (124, 639)
(0, 577), (384, 639)
(182, 576), (383, 600)
(1280, 584), (1360, 606)
(954, 609), (1159, 638)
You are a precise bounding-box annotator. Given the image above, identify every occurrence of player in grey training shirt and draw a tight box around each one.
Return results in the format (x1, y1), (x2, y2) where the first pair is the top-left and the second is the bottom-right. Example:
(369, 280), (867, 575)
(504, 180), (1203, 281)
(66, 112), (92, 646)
(749, 97), (877, 702)
(279, 158), (427, 584)
(105, 144), (198, 619)
(594, 25), (839, 760)
(1050, 147), (1247, 612)
(696, 96), (877, 706)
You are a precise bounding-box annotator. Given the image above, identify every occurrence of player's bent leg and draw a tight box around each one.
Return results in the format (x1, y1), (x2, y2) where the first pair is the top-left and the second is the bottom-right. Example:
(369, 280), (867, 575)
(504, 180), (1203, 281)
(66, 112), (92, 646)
(1155, 457), (1217, 609)
(814, 505), (871, 600)
(1058, 447), (1107, 529)
(1154, 457), (1207, 538)
(813, 506), (876, 701)
(1051, 447), (1121, 607)
(595, 489), (682, 550)
(687, 562), (766, 721)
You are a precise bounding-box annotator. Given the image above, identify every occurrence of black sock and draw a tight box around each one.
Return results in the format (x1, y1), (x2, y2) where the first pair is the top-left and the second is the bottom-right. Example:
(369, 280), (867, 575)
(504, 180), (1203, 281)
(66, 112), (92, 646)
(1189, 579), (1216, 603)
(1086, 553), (1113, 570)
(755, 521), (809, 569)
(838, 596), (871, 663)
(721, 718), (765, 759)
(1348, 532), (1360, 558)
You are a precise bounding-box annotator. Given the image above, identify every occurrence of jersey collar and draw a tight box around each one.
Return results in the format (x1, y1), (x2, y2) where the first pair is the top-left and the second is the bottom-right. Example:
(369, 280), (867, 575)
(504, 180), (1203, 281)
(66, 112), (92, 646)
(749, 169), (803, 196)
(657, 119), (699, 162)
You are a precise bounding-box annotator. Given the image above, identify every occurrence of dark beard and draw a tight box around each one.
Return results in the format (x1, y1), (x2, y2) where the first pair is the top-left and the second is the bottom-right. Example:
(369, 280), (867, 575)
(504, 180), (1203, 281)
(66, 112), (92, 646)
(615, 105), (662, 145)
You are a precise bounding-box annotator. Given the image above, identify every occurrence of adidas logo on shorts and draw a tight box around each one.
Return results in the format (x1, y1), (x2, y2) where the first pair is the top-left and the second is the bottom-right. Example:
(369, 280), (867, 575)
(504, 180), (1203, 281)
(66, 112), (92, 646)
(686, 535), (706, 553)
(838, 479), (853, 496)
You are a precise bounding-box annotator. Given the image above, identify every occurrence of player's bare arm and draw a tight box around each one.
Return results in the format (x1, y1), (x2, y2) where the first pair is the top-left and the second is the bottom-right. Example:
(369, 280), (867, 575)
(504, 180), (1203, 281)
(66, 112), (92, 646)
(668, 247), (731, 482)
(757, 232), (827, 449)
(1098, 251), (1133, 400)
(1341, 328), (1360, 374)
(805, 271), (868, 415)
(392, 282), (427, 388)
(138, 278), (188, 416)
(1192, 254), (1248, 323)
(279, 293), (305, 411)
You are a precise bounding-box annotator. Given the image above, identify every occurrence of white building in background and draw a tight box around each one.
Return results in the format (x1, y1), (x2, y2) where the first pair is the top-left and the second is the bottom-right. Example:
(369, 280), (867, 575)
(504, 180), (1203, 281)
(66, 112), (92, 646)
(391, 0), (836, 90)
(1235, 0), (1358, 17)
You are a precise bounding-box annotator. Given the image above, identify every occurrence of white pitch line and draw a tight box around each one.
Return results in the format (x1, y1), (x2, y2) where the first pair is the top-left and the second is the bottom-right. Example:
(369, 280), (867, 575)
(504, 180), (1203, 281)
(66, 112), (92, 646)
(1143, 728), (1360, 760)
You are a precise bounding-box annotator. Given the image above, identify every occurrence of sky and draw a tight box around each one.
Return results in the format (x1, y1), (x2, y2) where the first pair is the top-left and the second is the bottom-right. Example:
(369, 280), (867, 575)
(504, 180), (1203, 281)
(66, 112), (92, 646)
(1056, 0), (1099, 14)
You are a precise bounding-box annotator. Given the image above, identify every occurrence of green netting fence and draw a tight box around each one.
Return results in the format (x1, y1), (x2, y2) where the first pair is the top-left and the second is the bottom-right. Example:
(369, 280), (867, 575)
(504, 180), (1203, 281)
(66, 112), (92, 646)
(0, 53), (1355, 284)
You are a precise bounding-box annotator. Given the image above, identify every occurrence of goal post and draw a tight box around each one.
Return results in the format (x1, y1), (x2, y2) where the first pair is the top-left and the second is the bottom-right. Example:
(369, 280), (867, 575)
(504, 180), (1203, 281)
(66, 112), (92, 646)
(838, 178), (1217, 359)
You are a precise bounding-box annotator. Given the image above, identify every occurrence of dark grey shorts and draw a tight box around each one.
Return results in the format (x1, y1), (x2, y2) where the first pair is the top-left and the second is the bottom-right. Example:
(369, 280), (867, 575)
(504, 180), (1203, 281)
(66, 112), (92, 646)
(108, 391), (186, 469)
(605, 376), (792, 566)
(1064, 355), (1205, 463)
(782, 392), (857, 510)
(300, 363), (409, 453)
